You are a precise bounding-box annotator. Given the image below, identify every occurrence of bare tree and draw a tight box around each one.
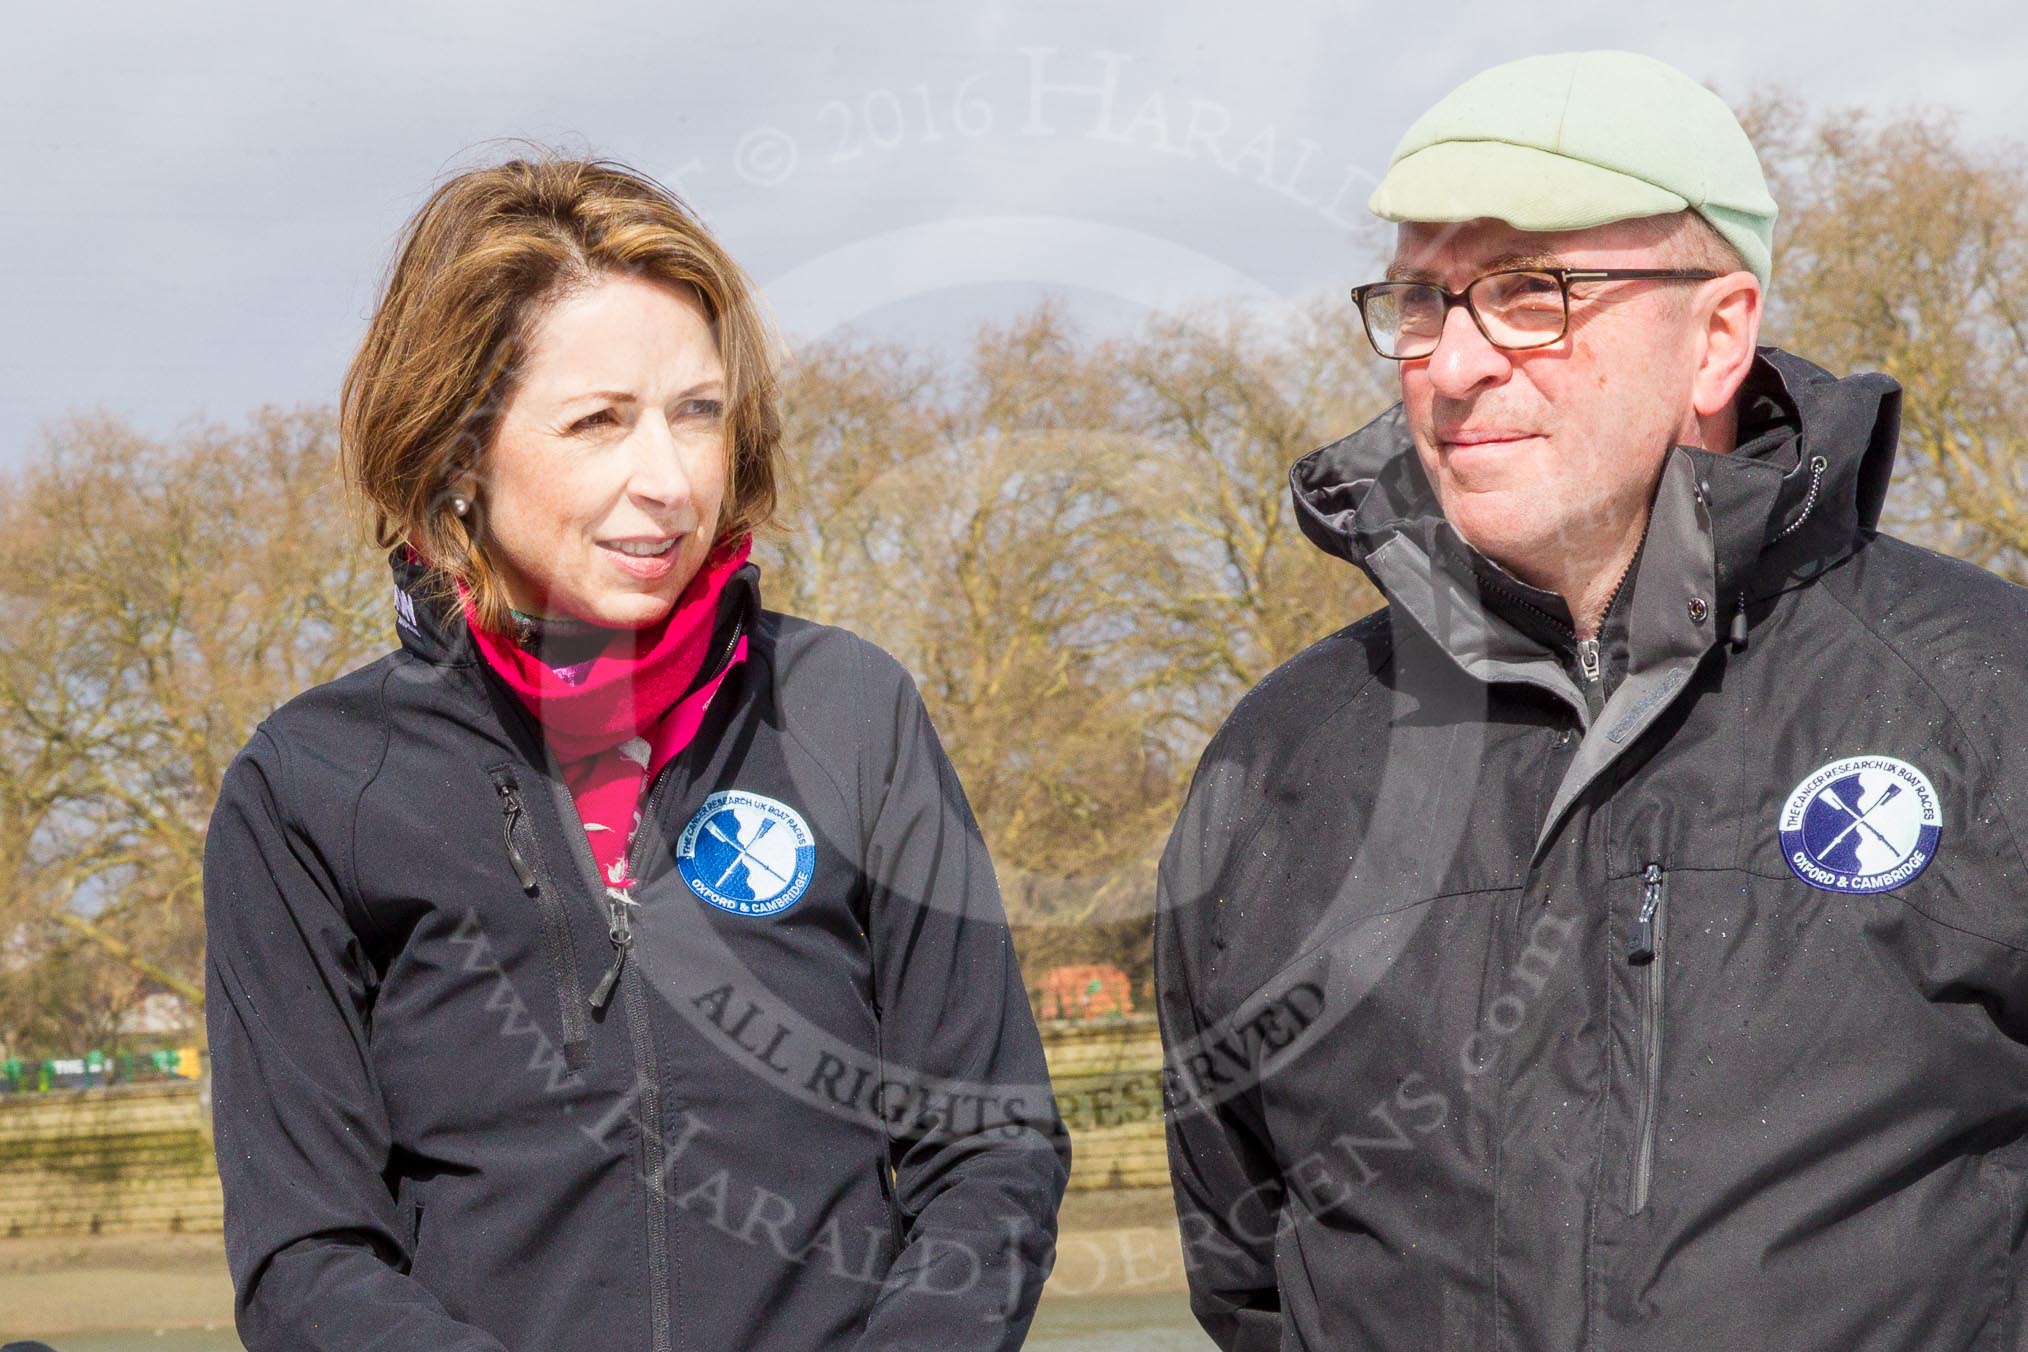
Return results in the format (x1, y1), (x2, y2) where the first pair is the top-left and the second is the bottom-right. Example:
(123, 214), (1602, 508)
(766, 300), (1393, 973)
(0, 406), (386, 1037)
(1751, 98), (2028, 581)
(1118, 299), (1391, 743)
(21, 100), (2022, 1024)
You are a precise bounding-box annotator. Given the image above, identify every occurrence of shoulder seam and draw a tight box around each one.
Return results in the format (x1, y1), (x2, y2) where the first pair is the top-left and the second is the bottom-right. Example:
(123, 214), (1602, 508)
(772, 631), (875, 849)
(345, 665), (399, 948)
(1817, 575), (2028, 942)
(250, 673), (393, 946)
(1683, 863), (2028, 958)
(1222, 612), (1392, 732)
(849, 636), (883, 851)
(1211, 613), (1394, 771)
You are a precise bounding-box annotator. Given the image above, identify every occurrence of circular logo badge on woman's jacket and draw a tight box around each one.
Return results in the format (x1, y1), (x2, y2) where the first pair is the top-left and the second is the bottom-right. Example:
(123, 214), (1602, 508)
(1778, 755), (1941, 894)
(676, 790), (818, 916)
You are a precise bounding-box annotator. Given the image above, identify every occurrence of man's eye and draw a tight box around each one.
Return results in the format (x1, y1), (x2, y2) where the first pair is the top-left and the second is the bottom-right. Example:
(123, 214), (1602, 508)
(1486, 276), (1557, 301)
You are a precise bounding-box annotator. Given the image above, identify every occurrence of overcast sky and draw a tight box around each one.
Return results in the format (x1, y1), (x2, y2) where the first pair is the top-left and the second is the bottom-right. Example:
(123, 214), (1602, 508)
(3, 0), (2022, 475)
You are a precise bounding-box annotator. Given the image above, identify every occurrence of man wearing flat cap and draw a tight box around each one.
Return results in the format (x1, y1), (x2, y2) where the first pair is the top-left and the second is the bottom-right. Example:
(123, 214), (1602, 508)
(1157, 50), (2028, 1351)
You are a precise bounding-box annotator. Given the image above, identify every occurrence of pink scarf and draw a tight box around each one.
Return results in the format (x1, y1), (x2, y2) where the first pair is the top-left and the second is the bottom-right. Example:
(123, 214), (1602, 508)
(460, 536), (752, 888)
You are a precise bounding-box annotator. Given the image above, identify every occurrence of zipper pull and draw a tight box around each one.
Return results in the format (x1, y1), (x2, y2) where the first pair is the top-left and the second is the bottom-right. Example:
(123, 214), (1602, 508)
(587, 949), (625, 1011)
(1577, 637), (1602, 684)
(1628, 863), (1663, 964)
(1729, 591), (1750, 651)
(588, 886), (636, 1012)
(495, 781), (538, 895)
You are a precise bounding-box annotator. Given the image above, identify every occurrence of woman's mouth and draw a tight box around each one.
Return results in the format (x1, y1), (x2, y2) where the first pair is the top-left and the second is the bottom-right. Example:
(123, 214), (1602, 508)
(598, 537), (681, 578)
(601, 537), (677, 558)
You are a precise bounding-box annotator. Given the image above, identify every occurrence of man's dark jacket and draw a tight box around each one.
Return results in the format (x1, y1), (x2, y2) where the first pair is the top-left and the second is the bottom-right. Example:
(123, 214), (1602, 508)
(1156, 347), (2028, 1350)
(204, 556), (1069, 1351)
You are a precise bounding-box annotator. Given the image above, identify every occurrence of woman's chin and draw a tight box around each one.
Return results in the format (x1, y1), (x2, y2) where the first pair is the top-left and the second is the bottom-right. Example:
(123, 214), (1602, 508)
(513, 555), (701, 629)
(579, 594), (677, 629)
(581, 579), (692, 629)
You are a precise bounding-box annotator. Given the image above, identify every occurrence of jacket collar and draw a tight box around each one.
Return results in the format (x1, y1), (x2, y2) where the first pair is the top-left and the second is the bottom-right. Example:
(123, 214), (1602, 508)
(1289, 346), (1902, 655)
(1288, 346), (1904, 856)
(390, 545), (481, 667)
(387, 544), (761, 680)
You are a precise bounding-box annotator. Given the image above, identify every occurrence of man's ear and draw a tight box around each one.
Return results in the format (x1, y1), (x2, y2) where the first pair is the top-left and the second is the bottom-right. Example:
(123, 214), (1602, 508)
(1691, 273), (1763, 419)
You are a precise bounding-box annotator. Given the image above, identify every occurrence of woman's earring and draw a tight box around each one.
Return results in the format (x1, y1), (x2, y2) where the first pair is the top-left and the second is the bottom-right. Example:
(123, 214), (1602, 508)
(451, 494), (471, 518)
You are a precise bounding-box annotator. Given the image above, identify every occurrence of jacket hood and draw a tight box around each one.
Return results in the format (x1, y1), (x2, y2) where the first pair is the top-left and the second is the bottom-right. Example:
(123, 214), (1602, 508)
(1291, 346), (1902, 608)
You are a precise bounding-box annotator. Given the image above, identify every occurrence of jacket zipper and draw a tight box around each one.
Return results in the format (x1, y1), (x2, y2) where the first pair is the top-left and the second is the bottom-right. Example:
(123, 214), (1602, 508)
(1470, 555), (1628, 706)
(525, 795), (677, 1352)
(612, 871), (671, 1352)
(1471, 568), (1574, 641)
(1626, 862), (1666, 1213)
(491, 768), (591, 1062)
(568, 610), (744, 1352)
(1576, 638), (1602, 685)
(1574, 527), (1642, 694)
(588, 613), (747, 1011)
(480, 602), (744, 1352)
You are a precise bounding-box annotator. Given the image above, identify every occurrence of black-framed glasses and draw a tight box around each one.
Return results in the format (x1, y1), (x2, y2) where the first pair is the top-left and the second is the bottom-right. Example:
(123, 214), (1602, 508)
(1349, 268), (1720, 361)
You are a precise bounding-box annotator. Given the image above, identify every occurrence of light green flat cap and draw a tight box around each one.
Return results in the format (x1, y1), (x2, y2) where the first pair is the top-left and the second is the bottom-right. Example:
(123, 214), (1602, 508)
(1369, 50), (1777, 287)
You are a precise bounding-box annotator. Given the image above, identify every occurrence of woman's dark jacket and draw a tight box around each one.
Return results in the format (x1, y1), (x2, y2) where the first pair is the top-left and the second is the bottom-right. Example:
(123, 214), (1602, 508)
(203, 554), (1070, 1351)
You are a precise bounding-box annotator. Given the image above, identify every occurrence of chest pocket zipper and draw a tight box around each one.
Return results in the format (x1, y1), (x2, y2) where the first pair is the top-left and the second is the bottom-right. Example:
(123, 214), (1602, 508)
(491, 765), (592, 1073)
(1626, 862), (1666, 1213)
(408, 1191), (425, 1262)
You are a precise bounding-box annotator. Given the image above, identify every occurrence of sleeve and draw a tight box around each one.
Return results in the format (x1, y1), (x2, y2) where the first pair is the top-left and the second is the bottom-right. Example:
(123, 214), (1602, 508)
(202, 728), (510, 1352)
(1153, 749), (1287, 1351)
(850, 656), (1072, 1352)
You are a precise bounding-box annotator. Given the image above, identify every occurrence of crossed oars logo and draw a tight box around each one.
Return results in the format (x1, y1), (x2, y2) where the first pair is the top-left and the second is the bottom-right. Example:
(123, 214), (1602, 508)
(705, 813), (794, 893)
(1816, 779), (1902, 862)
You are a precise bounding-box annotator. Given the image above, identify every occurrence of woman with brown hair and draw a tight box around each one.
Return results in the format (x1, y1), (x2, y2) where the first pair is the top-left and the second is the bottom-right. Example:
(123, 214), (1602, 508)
(202, 151), (1068, 1351)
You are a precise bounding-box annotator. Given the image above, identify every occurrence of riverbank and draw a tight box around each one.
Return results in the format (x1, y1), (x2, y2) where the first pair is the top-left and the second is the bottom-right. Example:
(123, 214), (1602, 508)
(0, 1188), (1194, 1344)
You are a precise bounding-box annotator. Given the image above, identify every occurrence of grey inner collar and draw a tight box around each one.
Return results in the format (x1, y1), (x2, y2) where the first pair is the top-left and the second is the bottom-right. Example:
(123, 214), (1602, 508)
(1363, 449), (1722, 857)
(1367, 532), (1589, 721)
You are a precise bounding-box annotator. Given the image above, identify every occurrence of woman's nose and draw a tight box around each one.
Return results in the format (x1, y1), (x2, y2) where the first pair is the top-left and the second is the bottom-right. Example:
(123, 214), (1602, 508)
(624, 412), (695, 508)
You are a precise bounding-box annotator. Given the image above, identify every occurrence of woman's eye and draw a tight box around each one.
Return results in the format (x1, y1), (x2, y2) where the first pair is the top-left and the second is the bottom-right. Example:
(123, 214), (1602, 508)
(679, 398), (724, 420)
(569, 409), (614, 433)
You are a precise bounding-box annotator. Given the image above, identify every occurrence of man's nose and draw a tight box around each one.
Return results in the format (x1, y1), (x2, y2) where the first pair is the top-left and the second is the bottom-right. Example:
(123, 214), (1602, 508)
(1421, 304), (1510, 397)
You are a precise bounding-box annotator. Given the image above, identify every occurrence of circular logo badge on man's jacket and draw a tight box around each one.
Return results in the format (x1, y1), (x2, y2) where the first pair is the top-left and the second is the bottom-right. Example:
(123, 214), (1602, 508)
(676, 791), (817, 917)
(1778, 755), (1942, 894)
